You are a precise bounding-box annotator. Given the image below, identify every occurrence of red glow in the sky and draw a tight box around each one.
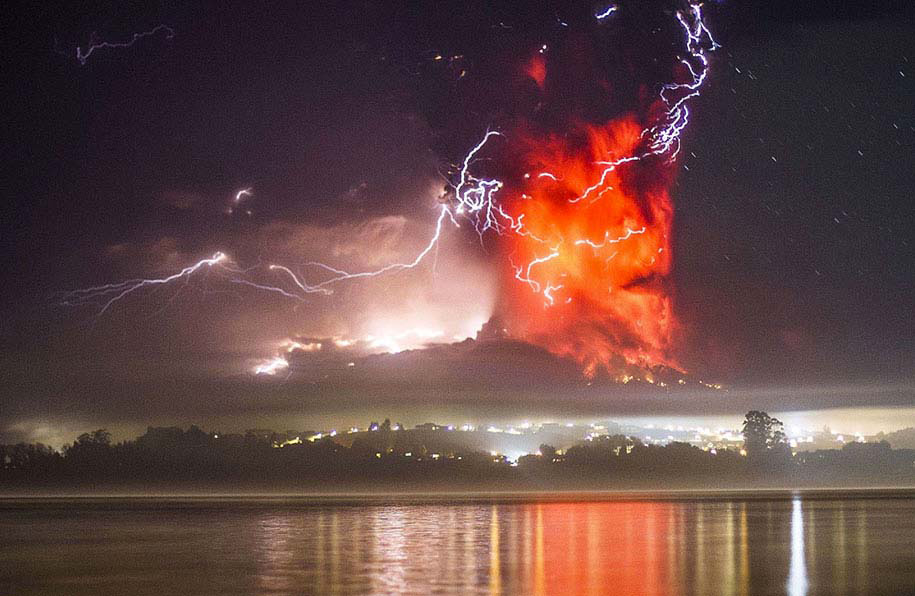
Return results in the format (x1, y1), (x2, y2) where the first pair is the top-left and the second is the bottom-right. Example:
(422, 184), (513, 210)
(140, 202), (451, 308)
(524, 54), (547, 90)
(500, 115), (680, 378)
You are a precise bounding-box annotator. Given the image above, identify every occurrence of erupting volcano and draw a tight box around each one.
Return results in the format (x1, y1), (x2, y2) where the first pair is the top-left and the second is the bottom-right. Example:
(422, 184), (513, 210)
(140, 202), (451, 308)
(498, 116), (679, 378)
(61, 1), (718, 384)
(450, 2), (717, 379)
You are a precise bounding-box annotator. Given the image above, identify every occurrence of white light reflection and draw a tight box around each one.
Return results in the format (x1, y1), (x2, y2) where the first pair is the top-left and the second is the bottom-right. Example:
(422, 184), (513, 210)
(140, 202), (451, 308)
(787, 497), (809, 596)
(371, 507), (407, 592)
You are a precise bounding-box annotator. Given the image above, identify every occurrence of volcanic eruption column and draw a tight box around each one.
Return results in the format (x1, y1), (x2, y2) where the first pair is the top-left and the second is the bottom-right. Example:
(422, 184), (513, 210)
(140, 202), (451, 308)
(63, 2), (717, 379)
(448, 2), (717, 377)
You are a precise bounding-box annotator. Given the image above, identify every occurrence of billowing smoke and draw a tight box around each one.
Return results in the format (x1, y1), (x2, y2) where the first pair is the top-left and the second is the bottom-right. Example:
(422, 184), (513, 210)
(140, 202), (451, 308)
(498, 117), (679, 377)
(438, 1), (715, 378)
(61, 1), (717, 383)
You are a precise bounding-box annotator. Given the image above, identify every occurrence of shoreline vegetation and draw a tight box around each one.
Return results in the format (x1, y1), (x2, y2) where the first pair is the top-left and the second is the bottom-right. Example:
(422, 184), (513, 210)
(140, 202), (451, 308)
(4, 412), (915, 494)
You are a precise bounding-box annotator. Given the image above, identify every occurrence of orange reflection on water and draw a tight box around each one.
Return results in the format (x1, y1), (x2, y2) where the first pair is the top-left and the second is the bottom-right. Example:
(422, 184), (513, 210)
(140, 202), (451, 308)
(243, 498), (898, 595)
(531, 501), (675, 596)
(4, 495), (908, 596)
(490, 505), (501, 595)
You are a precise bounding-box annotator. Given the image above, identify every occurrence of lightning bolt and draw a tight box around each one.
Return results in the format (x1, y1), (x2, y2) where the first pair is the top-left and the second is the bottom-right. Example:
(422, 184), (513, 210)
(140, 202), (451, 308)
(65, 4), (714, 307)
(75, 25), (175, 66)
(574, 227), (647, 250)
(62, 3), (717, 377)
(595, 5), (619, 20)
(60, 252), (228, 314)
(228, 187), (253, 214)
(513, 247), (561, 293)
(253, 356), (290, 376)
(443, 1), (717, 308)
(263, 203), (458, 297)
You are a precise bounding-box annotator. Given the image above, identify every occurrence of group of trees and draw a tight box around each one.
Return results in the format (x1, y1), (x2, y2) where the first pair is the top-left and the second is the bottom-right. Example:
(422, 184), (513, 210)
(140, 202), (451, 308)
(2, 412), (913, 491)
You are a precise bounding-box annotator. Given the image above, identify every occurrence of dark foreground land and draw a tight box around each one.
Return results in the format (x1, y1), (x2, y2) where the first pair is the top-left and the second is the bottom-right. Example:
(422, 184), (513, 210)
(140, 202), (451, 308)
(4, 424), (915, 493)
(2, 491), (915, 595)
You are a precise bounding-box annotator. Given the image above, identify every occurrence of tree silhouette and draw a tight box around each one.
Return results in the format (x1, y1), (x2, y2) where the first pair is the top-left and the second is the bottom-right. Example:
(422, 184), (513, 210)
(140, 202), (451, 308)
(75, 429), (112, 447)
(742, 411), (787, 457)
(4, 419), (915, 490)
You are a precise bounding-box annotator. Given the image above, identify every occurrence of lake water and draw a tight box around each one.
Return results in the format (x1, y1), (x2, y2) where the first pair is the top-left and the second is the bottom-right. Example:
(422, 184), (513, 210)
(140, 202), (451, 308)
(1, 492), (914, 595)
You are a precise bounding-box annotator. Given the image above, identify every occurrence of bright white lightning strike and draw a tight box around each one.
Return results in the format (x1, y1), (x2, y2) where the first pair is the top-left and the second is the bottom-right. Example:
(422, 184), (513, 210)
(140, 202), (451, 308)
(228, 187), (253, 214)
(595, 5), (618, 20)
(64, 3), (717, 375)
(437, 2), (715, 306)
(513, 248), (561, 293)
(60, 252), (229, 314)
(574, 227), (647, 249)
(65, 4), (713, 308)
(254, 356), (289, 376)
(264, 204), (458, 297)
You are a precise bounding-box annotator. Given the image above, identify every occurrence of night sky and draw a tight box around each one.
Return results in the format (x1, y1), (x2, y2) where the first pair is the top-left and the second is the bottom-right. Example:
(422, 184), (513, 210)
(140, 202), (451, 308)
(3, 0), (914, 444)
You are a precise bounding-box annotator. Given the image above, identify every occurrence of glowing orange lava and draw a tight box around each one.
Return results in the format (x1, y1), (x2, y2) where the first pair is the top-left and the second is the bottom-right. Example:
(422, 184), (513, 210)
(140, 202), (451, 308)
(500, 116), (680, 377)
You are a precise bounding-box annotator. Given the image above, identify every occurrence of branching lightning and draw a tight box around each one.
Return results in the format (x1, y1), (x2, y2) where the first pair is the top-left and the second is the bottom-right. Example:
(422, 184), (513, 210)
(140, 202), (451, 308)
(60, 252), (228, 314)
(263, 202), (458, 295)
(438, 0), (717, 313)
(64, 2), (717, 378)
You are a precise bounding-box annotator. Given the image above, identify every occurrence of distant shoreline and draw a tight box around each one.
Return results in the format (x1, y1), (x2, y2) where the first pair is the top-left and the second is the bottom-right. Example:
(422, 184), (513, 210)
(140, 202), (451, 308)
(3, 487), (915, 504)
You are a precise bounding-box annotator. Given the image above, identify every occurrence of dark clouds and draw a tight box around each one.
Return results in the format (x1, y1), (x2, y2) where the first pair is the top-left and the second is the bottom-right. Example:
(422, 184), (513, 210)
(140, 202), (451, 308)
(673, 17), (915, 385)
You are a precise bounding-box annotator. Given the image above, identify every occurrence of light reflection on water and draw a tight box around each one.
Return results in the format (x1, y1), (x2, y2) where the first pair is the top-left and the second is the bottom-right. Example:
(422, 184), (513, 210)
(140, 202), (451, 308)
(787, 498), (808, 596)
(1, 495), (914, 595)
